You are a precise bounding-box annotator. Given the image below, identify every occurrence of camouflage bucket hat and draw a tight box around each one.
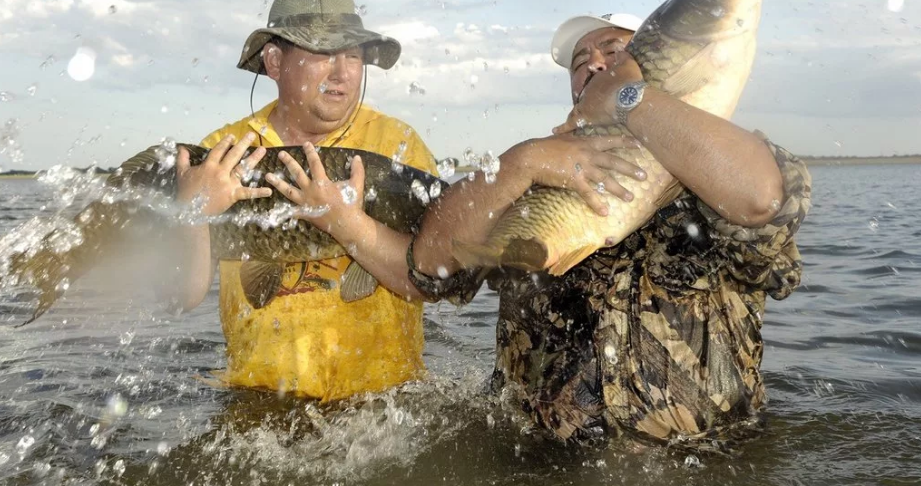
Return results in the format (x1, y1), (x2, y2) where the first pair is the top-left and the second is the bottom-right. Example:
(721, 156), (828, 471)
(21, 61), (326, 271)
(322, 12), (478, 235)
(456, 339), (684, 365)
(238, 0), (402, 74)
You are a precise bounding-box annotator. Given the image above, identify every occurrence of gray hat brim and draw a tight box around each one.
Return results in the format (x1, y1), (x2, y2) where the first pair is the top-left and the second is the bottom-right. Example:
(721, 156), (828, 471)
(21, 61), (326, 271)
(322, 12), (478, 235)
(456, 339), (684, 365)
(237, 14), (401, 74)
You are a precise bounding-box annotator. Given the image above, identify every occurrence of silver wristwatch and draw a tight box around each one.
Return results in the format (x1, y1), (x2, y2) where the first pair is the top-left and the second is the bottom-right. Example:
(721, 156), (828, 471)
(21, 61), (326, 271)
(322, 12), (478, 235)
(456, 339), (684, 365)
(615, 81), (647, 125)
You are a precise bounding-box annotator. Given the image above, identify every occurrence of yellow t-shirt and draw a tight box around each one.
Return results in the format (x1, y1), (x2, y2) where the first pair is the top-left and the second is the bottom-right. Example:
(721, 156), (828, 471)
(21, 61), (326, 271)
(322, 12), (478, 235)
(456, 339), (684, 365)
(200, 101), (437, 401)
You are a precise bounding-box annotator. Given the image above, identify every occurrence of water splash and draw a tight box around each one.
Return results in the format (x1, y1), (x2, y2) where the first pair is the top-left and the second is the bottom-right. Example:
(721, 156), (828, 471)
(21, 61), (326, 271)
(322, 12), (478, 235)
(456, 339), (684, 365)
(407, 81), (426, 95)
(0, 118), (25, 165)
(436, 158), (456, 179)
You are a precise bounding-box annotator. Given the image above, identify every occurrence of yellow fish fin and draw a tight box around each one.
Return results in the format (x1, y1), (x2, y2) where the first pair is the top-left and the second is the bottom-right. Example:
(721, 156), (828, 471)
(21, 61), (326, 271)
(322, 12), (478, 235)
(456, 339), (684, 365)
(340, 261), (378, 302)
(451, 239), (503, 270)
(548, 245), (600, 277)
(500, 238), (551, 272)
(660, 43), (719, 98)
(239, 260), (284, 309)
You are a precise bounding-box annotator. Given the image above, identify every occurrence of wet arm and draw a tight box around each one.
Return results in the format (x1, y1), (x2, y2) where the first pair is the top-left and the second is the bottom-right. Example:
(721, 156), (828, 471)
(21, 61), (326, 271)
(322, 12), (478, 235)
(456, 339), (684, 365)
(625, 87), (783, 227)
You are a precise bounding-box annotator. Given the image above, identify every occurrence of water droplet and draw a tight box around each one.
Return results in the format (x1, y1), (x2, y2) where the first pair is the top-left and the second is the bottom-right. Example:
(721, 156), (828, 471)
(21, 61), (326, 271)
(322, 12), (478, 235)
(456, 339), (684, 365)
(318, 82), (328, 93)
(888, 0), (904, 12)
(411, 179), (430, 205)
(67, 47), (96, 82)
(711, 7), (724, 17)
(868, 218), (880, 232)
(365, 186), (377, 202)
(603, 344), (618, 364)
(482, 61), (489, 71)
(0, 92), (11, 102)
(437, 158), (456, 178)
(407, 81), (426, 95)
(429, 183), (441, 200)
(436, 266), (449, 279)
(684, 455), (701, 468)
(469, 74), (479, 84)
(16, 435), (35, 457)
(520, 206), (530, 218)
(113, 459), (125, 477)
(834, 140), (842, 148)
(161, 105), (169, 113)
(106, 393), (128, 417)
(108, 5), (117, 14)
(27, 84), (37, 96)
(157, 442), (170, 456)
(355, 4), (367, 15)
(340, 184), (358, 205)
(686, 223), (700, 239)
(39, 55), (55, 69)
(191, 57), (199, 67)
(503, 66), (510, 74)
(0, 452), (9, 466)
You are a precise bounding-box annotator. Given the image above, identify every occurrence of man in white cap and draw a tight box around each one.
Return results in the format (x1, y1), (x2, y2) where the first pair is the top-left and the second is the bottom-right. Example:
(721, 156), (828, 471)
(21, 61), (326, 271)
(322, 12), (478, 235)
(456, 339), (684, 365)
(408, 13), (811, 450)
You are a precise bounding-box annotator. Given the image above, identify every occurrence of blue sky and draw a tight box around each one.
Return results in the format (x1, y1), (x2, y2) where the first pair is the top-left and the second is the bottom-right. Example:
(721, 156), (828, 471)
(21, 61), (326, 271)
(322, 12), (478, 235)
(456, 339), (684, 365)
(0, 0), (918, 171)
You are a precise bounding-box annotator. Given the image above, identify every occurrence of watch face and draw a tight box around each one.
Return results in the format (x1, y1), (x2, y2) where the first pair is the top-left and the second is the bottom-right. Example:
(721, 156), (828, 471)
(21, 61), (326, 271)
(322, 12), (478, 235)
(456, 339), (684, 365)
(619, 86), (639, 107)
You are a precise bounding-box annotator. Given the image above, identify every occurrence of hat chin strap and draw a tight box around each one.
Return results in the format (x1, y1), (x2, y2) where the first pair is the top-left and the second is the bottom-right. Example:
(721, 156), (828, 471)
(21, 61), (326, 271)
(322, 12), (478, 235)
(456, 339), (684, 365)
(248, 65), (369, 149)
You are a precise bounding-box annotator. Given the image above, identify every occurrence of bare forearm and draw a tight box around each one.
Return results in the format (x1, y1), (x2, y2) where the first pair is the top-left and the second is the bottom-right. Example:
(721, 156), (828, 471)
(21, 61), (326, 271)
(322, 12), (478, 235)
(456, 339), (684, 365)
(331, 215), (426, 300)
(174, 224), (216, 311)
(413, 150), (534, 277)
(628, 88), (783, 226)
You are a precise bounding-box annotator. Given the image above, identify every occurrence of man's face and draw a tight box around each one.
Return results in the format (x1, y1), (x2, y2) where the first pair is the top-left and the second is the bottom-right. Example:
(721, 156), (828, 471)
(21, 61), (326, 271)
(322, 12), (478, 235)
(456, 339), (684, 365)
(268, 43), (364, 128)
(569, 27), (634, 104)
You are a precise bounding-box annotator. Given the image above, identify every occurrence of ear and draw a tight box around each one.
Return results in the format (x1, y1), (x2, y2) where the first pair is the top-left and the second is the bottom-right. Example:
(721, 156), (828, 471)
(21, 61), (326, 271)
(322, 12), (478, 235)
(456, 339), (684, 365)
(263, 43), (283, 80)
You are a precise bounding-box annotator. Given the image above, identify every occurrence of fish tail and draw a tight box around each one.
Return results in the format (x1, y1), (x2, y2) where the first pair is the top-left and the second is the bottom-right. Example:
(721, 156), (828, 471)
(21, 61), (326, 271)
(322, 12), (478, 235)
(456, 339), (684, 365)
(4, 201), (128, 326)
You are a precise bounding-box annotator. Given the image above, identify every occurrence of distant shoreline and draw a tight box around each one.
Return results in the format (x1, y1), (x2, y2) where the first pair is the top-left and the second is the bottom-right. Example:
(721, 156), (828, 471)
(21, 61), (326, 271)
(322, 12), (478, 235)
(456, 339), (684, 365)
(1, 156), (919, 179)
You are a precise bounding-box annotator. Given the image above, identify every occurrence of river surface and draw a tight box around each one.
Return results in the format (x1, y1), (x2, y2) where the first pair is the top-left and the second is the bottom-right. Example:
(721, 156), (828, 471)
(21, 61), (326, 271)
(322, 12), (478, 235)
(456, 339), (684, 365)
(1, 164), (919, 485)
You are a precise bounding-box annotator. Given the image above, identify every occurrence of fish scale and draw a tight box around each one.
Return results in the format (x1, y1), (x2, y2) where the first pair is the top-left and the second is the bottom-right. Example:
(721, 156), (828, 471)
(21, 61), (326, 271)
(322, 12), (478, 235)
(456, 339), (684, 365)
(452, 0), (762, 276)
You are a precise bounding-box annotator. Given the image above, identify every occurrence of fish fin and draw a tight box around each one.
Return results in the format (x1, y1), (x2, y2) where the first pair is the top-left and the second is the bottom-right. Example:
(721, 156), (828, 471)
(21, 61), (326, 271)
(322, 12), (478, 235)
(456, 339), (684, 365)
(654, 179), (685, 208)
(499, 238), (551, 272)
(452, 240), (503, 270)
(5, 248), (68, 327)
(340, 261), (378, 302)
(548, 245), (600, 277)
(660, 43), (719, 98)
(239, 261), (284, 309)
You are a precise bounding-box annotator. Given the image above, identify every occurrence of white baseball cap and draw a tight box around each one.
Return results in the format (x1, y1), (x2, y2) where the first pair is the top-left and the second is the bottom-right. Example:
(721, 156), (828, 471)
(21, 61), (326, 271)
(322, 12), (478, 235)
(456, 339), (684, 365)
(550, 13), (644, 69)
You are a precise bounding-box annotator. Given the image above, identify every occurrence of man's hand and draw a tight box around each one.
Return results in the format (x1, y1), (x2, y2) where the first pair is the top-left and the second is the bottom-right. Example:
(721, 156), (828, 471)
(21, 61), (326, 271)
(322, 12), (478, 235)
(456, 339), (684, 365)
(554, 50), (645, 134)
(265, 142), (367, 235)
(504, 132), (647, 216)
(175, 133), (272, 217)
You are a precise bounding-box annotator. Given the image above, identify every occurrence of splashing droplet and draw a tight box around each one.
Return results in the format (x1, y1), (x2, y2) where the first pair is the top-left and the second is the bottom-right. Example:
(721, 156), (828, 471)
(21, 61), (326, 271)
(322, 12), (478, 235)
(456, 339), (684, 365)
(355, 4), (368, 15)
(436, 158), (456, 178)
(318, 82), (328, 93)
(411, 179), (430, 205)
(407, 81), (426, 95)
(67, 47), (96, 82)
(340, 184), (358, 205)
(365, 186), (377, 202)
(27, 84), (38, 96)
(108, 5), (117, 14)
(0, 92), (11, 102)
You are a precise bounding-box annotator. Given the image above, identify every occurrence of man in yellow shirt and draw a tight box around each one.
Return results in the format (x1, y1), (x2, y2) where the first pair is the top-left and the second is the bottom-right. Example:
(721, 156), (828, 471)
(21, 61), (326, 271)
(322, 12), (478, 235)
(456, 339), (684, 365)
(171, 0), (438, 401)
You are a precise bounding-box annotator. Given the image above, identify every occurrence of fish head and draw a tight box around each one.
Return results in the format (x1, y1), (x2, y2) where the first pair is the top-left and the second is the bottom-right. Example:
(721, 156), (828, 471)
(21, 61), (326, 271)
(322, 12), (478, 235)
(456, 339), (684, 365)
(629, 0), (763, 119)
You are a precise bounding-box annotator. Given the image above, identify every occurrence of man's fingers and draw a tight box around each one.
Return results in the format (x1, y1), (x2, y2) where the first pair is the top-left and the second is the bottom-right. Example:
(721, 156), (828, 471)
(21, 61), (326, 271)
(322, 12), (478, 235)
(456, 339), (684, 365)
(279, 150), (311, 189)
(264, 172), (302, 204)
(234, 186), (273, 201)
(303, 143), (328, 182)
(221, 132), (257, 171)
(176, 147), (191, 177)
(573, 179), (609, 216)
(204, 135), (235, 167)
(587, 134), (641, 152)
(592, 154), (647, 181)
(349, 155), (365, 192)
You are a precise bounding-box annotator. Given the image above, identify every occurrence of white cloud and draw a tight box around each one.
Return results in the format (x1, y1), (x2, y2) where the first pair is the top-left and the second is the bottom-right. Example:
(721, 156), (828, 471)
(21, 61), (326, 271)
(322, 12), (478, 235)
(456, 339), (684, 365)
(379, 21), (440, 44)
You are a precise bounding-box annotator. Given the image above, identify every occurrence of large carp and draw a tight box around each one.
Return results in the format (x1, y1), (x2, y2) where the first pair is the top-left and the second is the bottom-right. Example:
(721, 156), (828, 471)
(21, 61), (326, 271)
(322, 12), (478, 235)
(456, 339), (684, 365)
(1, 144), (448, 325)
(453, 0), (763, 275)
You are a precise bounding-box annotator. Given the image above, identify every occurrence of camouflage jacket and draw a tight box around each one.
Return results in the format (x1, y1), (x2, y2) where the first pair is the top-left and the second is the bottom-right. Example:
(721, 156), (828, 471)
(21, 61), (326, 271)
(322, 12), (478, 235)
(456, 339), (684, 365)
(408, 137), (812, 452)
